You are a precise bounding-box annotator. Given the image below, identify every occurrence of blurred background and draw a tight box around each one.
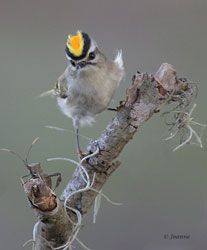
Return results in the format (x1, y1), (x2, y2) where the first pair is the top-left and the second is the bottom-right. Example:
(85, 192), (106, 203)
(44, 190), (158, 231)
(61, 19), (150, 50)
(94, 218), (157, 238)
(0, 0), (207, 249)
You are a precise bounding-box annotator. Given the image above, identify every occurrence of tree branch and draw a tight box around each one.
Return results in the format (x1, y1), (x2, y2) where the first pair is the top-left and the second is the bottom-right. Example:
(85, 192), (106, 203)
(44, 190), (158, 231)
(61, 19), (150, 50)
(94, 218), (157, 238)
(22, 63), (196, 249)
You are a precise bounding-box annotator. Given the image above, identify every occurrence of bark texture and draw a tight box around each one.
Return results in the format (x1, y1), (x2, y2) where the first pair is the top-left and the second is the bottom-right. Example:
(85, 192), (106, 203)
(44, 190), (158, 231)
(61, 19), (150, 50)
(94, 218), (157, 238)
(22, 63), (195, 249)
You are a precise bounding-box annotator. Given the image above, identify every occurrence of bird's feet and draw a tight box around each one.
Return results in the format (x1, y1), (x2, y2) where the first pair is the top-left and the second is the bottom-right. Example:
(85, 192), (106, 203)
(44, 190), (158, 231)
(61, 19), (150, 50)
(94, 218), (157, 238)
(77, 148), (86, 160)
(77, 140), (100, 162)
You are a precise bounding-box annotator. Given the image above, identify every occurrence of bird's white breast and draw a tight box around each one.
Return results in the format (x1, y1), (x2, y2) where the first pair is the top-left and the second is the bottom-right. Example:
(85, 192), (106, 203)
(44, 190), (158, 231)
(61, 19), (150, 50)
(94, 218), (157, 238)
(57, 51), (124, 127)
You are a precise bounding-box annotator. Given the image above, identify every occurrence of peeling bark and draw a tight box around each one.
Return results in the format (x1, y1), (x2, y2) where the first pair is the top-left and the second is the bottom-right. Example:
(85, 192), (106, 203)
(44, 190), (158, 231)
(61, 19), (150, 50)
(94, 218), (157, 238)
(22, 63), (196, 249)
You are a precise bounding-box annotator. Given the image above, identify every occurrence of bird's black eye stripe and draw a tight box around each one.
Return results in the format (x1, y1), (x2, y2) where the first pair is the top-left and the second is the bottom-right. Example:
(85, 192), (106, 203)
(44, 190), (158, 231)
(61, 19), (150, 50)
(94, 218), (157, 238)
(70, 60), (76, 67)
(88, 51), (96, 60)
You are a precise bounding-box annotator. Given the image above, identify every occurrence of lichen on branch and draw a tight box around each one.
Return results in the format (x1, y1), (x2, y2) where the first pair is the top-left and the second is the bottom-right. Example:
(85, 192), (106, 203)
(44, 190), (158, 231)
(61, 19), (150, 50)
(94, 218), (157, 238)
(21, 63), (201, 250)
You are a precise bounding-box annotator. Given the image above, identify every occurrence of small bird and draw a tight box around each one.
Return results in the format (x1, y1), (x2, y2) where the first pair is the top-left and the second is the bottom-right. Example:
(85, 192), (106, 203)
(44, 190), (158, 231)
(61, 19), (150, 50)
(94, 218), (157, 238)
(53, 31), (124, 155)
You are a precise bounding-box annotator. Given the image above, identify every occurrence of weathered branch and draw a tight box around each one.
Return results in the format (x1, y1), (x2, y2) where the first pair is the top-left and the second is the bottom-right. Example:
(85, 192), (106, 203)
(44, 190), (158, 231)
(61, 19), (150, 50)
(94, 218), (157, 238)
(22, 63), (196, 249)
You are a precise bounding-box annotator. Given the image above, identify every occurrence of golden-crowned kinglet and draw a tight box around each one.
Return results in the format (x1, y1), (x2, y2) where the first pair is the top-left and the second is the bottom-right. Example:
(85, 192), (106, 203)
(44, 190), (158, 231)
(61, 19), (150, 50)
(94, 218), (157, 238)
(54, 31), (124, 154)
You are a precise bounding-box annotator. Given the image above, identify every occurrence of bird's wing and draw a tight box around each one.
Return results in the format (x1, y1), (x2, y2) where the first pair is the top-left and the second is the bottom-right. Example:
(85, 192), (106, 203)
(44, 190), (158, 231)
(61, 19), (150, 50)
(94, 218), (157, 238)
(37, 70), (68, 99)
(55, 71), (68, 98)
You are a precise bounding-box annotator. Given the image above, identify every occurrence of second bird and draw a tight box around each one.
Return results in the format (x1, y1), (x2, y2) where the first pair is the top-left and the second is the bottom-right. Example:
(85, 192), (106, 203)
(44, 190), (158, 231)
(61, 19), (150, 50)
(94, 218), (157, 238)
(54, 30), (124, 155)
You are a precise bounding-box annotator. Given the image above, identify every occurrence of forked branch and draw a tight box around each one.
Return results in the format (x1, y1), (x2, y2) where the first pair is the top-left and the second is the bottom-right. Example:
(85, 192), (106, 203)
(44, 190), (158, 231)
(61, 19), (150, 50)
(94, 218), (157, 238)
(22, 63), (198, 250)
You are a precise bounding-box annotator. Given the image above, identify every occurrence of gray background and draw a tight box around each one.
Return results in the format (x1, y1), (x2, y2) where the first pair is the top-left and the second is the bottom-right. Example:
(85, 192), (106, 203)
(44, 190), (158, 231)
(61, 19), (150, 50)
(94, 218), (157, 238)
(0, 0), (207, 249)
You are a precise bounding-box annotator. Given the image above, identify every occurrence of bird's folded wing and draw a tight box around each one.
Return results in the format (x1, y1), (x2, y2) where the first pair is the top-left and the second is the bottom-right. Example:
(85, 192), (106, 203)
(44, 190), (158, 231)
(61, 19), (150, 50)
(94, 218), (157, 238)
(37, 71), (68, 99)
(54, 73), (68, 99)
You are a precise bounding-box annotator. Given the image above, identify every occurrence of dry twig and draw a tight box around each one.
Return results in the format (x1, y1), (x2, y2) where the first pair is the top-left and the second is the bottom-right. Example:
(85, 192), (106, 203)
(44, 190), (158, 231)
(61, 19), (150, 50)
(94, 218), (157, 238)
(19, 63), (202, 249)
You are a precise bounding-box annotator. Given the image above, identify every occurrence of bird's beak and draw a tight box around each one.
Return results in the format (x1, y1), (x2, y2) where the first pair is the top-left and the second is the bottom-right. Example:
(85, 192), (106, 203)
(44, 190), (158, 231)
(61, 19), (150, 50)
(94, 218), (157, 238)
(76, 61), (87, 69)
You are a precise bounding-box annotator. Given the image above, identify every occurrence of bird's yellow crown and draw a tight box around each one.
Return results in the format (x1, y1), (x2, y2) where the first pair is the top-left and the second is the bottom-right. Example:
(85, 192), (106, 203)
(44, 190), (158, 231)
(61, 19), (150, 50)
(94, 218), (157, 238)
(66, 31), (84, 57)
